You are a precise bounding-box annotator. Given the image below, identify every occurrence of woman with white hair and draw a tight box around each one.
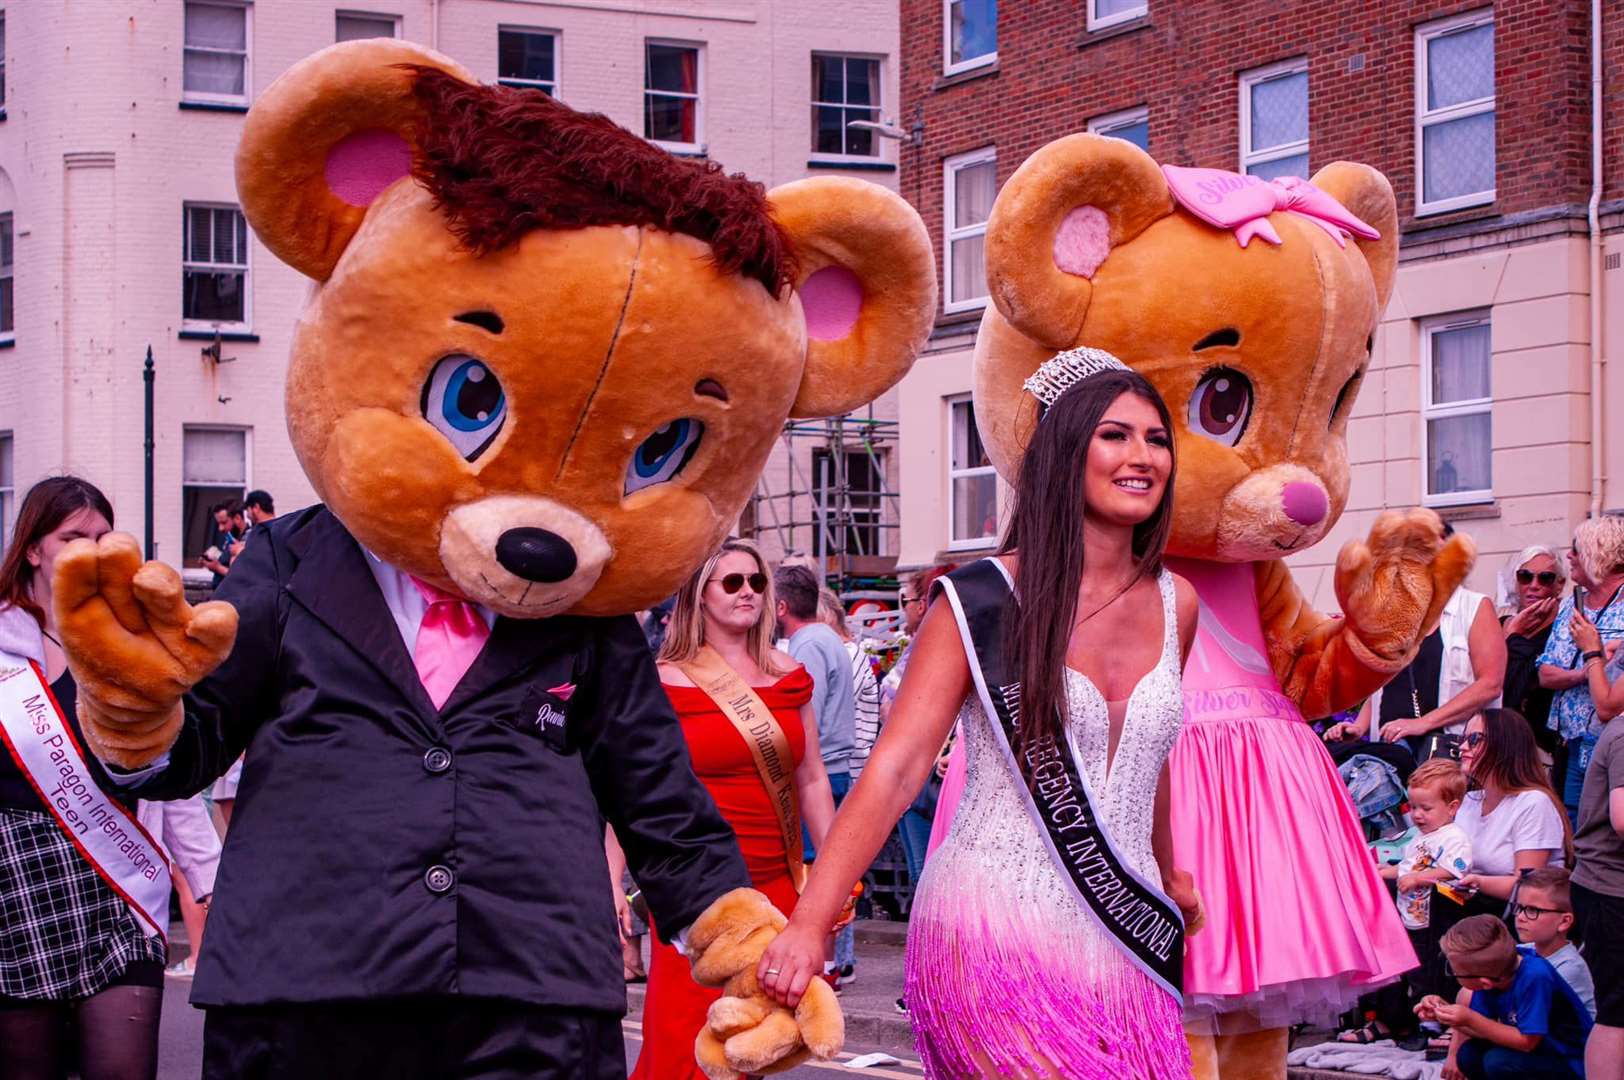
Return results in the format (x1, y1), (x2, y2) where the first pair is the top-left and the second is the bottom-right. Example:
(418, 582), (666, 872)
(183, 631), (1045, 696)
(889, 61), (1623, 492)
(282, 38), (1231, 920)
(1501, 544), (1567, 748)
(1539, 514), (1624, 819)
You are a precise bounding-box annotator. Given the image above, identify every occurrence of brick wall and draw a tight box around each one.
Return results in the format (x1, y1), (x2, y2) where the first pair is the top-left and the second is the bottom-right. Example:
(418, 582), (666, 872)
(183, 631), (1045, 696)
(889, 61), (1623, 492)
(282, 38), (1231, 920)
(902, 0), (1613, 322)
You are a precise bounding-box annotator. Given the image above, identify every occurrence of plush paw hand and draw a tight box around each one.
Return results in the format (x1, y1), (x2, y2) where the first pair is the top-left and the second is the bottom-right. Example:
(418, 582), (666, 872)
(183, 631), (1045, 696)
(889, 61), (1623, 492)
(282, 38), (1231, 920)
(687, 888), (844, 1080)
(1334, 509), (1474, 666)
(53, 533), (238, 768)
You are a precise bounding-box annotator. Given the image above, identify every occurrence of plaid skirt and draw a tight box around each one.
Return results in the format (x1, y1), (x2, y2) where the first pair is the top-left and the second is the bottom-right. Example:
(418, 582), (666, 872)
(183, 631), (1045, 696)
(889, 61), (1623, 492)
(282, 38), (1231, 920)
(0, 807), (166, 1001)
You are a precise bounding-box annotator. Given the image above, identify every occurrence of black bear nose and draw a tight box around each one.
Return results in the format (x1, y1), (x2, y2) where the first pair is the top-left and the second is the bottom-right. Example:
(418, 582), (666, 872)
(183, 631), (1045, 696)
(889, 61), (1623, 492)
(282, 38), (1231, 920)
(495, 528), (578, 584)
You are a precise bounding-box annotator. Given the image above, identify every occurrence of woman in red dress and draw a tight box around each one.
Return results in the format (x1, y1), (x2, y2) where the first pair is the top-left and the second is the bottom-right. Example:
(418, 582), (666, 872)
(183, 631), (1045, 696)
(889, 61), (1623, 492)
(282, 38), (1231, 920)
(629, 539), (838, 1080)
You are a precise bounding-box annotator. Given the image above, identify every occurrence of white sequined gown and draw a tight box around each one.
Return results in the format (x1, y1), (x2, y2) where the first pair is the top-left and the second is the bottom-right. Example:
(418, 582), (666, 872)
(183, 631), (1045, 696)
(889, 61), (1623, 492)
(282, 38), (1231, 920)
(905, 568), (1193, 1079)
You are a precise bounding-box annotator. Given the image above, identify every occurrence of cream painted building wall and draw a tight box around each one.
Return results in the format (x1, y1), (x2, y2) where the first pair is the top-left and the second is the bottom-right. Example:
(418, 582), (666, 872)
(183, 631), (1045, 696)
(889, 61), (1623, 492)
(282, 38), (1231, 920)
(0, 0), (900, 577)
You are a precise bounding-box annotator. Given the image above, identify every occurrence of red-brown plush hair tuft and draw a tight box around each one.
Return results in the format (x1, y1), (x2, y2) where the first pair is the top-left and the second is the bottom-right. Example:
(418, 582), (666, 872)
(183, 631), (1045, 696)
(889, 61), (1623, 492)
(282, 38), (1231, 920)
(406, 66), (796, 295)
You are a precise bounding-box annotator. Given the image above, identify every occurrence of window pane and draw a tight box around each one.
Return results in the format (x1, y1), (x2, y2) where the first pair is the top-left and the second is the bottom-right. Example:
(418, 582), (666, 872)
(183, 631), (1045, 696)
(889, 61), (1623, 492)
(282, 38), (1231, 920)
(1094, 0), (1145, 19)
(184, 484), (244, 562)
(646, 44), (697, 94)
(214, 208), (240, 264)
(184, 50), (246, 96)
(1427, 22), (1493, 111)
(1423, 110), (1495, 203)
(1247, 152), (1309, 181)
(499, 30), (555, 85)
(950, 235), (986, 303)
(952, 473), (998, 541)
(183, 429), (247, 485)
(186, 206), (211, 262)
(336, 14), (396, 42)
(1, 216), (13, 270)
(951, 401), (988, 471)
(1100, 119), (1148, 150)
(845, 58), (878, 107)
(185, 3), (246, 50)
(949, 0), (996, 65)
(844, 107), (877, 155)
(1249, 70), (1307, 152)
(813, 105), (844, 155)
(645, 94), (696, 144)
(1430, 323), (1491, 403)
(0, 434), (11, 486)
(813, 54), (844, 104)
(952, 159), (996, 228)
(1427, 413), (1491, 495)
(183, 269), (245, 323)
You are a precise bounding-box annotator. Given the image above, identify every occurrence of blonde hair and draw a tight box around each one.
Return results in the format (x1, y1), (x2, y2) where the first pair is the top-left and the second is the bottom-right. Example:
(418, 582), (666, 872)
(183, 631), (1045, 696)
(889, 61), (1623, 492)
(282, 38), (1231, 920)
(658, 538), (791, 676)
(1409, 758), (1468, 804)
(816, 588), (849, 638)
(1576, 515), (1624, 583)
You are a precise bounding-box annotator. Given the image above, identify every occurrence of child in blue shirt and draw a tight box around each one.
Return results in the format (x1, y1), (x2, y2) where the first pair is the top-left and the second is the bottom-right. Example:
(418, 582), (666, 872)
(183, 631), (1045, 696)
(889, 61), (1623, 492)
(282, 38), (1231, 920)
(1418, 914), (1592, 1079)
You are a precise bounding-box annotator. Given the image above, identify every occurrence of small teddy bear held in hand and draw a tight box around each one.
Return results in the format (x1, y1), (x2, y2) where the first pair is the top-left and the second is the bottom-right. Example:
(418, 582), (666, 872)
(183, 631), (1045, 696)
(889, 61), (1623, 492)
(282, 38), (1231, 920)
(686, 889), (844, 1079)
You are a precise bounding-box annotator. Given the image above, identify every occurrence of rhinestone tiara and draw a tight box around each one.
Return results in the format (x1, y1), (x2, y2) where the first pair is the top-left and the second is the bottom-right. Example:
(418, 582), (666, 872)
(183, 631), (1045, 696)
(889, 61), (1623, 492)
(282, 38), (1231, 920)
(1020, 347), (1131, 410)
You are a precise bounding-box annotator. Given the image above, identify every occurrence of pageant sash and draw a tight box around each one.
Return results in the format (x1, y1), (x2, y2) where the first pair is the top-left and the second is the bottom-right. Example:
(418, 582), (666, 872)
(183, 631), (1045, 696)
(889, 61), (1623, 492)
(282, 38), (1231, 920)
(934, 559), (1184, 1001)
(679, 645), (807, 893)
(0, 651), (170, 939)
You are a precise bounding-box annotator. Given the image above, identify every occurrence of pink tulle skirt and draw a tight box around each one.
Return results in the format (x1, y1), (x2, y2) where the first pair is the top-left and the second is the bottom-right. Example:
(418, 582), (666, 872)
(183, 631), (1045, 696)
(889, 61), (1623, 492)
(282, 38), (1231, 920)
(1170, 712), (1415, 1034)
(925, 736), (966, 858)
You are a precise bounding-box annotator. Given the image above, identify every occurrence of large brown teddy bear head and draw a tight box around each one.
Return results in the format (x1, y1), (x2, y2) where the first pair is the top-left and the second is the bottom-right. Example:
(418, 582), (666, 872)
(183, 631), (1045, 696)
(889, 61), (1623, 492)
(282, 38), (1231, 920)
(972, 135), (1397, 562)
(237, 40), (934, 617)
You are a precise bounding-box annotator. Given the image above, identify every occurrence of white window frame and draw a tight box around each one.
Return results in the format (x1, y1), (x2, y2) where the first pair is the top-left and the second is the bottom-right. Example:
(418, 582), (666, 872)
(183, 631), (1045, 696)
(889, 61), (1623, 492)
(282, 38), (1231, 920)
(1088, 104), (1149, 148)
(644, 39), (704, 155)
(942, 0), (996, 77)
(943, 146), (995, 315)
(810, 52), (885, 164)
(182, 0), (251, 108)
(181, 425), (251, 570)
(947, 395), (997, 550)
(335, 10), (401, 42)
(497, 25), (560, 96)
(0, 212), (14, 345)
(1415, 9), (1495, 216)
(182, 202), (251, 333)
(1, 11), (9, 110)
(1239, 57), (1309, 177)
(1419, 311), (1493, 508)
(1087, 0), (1147, 33)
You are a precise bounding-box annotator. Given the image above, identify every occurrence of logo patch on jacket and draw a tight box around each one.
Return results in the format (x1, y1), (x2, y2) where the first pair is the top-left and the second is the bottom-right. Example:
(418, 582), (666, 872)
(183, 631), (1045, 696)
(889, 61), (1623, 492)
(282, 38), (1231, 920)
(520, 682), (575, 752)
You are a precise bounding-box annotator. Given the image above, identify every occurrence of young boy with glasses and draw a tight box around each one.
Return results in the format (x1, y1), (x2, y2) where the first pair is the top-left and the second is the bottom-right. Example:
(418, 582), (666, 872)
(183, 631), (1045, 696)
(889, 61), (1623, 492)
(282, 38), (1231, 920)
(1515, 867), (1596, 1019)
(1420, 914), (1592, 1079)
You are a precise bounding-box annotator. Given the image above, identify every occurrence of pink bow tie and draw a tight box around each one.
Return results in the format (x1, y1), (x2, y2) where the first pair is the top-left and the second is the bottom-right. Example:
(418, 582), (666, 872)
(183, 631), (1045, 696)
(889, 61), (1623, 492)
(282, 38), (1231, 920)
(409, 576), (490, 710)
(1162, 165), (1380, 249)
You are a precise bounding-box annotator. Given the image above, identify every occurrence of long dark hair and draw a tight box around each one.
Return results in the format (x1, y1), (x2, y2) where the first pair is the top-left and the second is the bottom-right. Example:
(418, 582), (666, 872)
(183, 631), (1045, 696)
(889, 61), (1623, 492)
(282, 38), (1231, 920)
(0, 476), (115, 629)
(1469, 707), (1573, 865)
(1001, 369), (1175, 751)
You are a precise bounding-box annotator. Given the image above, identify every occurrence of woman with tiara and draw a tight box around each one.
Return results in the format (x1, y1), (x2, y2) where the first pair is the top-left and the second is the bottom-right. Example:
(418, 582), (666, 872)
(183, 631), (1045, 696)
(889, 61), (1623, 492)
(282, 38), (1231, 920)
(759, 349), (1205, 1079)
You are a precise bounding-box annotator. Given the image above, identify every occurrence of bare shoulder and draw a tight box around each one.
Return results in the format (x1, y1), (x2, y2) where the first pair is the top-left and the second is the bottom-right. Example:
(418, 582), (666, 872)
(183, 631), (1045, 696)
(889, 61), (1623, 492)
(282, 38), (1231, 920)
(656, 660), (695, 687)
(769, 648), (800, 673)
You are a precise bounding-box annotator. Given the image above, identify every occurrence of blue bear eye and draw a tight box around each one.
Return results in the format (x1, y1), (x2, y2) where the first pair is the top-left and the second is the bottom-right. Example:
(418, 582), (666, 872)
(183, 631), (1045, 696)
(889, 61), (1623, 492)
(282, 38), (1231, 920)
(422, 354), (506, 461)
(625, 419), (704, 495)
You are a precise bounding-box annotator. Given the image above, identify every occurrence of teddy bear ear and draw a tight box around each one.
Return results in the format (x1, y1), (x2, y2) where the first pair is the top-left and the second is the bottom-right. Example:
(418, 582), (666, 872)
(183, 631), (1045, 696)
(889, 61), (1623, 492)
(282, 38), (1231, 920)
(1308, 162), (1400, 311)
(984, 134), (1175, 350)
(768, 178), (937, 418)
(234, 39), (477, 282)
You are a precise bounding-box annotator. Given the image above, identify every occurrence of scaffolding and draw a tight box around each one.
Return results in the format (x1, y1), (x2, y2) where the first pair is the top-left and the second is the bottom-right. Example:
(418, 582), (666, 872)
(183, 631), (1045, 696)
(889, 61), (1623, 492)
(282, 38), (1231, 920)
(741, 405), (902, 605)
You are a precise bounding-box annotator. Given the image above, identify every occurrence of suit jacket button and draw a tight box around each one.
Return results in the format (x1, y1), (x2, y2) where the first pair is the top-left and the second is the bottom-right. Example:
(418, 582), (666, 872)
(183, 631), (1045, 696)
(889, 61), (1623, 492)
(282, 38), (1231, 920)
(424, 865), (455, 894)
(423, 747), (452, 774)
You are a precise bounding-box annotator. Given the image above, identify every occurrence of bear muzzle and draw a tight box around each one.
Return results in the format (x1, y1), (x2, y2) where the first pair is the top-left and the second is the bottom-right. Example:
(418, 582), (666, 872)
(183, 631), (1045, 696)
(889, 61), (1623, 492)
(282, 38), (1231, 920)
(439, 494), (613, 618)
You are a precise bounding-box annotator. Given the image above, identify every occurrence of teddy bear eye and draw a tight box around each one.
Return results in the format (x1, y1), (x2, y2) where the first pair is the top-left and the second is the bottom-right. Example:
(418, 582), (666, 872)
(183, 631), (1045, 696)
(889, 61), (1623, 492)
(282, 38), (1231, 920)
(1188, 367), (1253, 448)
(421, 353), (507, 461)
(625, 419), (705, 495)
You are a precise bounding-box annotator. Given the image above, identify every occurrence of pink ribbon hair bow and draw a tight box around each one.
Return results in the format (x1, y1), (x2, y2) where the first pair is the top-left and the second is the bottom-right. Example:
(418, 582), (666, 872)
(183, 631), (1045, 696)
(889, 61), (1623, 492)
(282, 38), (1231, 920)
(1161, 164), (1380, 249)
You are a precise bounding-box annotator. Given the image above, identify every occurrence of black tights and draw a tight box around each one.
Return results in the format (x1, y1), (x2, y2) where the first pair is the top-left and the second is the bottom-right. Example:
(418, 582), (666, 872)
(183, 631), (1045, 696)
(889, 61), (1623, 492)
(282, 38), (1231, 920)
(0, 984), (163, 1080)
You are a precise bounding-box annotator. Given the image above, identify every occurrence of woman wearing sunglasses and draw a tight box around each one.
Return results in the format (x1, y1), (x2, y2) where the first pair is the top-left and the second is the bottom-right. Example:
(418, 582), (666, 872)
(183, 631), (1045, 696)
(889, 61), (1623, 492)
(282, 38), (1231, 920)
(1500, 547), (1567, 752)
(1450, 709), (1573, 904)
(627, 538), (838, 1080)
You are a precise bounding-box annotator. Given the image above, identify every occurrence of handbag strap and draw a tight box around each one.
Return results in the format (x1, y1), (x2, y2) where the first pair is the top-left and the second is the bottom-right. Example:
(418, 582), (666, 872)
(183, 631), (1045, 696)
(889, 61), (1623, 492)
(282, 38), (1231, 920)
(678, 645), (806, 892)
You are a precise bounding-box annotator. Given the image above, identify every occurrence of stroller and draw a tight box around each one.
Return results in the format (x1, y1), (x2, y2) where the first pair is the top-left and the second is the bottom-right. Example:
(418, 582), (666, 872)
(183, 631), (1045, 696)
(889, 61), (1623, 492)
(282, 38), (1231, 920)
(1338, 752), (1410, 846)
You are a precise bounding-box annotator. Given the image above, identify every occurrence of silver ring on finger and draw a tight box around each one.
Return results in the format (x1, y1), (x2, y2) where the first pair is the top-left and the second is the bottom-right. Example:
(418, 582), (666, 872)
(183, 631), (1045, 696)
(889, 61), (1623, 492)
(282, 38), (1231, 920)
(766, 968), (781, 976)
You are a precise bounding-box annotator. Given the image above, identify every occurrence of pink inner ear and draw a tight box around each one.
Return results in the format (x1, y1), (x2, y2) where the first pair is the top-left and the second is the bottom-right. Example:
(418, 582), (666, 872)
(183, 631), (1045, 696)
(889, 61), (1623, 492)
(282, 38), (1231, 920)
(324, 129), (413, 208)
(800, 266), (863, 342)
(1053, 205), (1111, 278)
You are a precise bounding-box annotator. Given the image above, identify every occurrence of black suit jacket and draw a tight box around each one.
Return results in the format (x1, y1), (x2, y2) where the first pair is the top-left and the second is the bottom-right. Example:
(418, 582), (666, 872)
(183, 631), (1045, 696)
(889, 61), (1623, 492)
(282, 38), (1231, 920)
(125, 506), (748, 1010)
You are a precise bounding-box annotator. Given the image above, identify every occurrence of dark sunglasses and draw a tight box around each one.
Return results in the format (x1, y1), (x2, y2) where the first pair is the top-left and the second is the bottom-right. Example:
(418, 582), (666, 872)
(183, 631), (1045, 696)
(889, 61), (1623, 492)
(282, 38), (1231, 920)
(1461, 732), (1485, 750)
(1516, 570), (1559, 587)
(709, 572), (767, 595)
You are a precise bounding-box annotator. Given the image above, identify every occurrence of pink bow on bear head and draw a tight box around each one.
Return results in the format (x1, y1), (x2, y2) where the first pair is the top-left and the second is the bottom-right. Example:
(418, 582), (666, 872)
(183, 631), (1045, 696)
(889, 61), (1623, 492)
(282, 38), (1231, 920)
(1162, 165), (1380, 249)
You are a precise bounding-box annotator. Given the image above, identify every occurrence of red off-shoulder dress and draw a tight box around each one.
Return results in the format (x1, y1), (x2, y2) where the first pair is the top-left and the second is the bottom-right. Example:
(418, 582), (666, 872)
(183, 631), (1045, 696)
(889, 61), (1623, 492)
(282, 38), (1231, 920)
(629, 666), (813, 1080)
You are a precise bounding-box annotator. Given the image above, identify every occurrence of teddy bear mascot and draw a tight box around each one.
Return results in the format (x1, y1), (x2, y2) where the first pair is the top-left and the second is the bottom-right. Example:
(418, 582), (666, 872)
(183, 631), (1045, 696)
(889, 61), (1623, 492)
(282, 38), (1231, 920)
(44, 40), (934, 1080)
(966, 135), (1474, 1079)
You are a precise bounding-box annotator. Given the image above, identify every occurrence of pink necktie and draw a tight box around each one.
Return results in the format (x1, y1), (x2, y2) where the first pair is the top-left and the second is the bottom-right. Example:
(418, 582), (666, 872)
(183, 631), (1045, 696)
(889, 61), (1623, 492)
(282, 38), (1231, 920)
(409, 577), (491, 710)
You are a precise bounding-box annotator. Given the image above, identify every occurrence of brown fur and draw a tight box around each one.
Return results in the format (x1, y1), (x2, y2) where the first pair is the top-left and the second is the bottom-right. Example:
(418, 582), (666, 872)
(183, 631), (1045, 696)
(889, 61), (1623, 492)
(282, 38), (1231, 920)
(407, 67), (794, 294)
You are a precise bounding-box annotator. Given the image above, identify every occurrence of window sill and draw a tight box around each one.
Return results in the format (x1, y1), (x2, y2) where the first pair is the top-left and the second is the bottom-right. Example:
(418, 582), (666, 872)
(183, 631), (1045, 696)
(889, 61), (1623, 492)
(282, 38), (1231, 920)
(1415, 194), (1496, 221)
(1432, 501), (1500, 523)
(1077, 16), (1152, 49)
(806, 159), (896, 172)
(933, 62), (999, 91)
(179, 330), (259, 342)
(0, 338), (14, 350)
(179, 100), (250, 114)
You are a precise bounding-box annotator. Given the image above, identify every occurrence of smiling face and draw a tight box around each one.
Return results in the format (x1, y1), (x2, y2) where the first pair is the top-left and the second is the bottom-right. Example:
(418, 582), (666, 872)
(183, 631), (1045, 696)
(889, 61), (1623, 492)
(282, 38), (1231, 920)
(1083, 391), (1172, 530)
(1517, 553), (1563, 607)
(287, 186), (804, 617)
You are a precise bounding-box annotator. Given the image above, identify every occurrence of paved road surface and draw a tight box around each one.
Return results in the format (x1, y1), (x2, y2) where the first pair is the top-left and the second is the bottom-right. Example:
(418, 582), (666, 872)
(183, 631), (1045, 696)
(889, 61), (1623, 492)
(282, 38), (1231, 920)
(156, 976), (925, 1079)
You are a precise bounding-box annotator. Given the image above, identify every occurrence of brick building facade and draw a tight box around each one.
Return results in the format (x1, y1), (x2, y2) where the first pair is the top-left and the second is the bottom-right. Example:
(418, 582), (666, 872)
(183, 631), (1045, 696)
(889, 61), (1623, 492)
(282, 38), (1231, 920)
(895, 0), (1624, 608)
